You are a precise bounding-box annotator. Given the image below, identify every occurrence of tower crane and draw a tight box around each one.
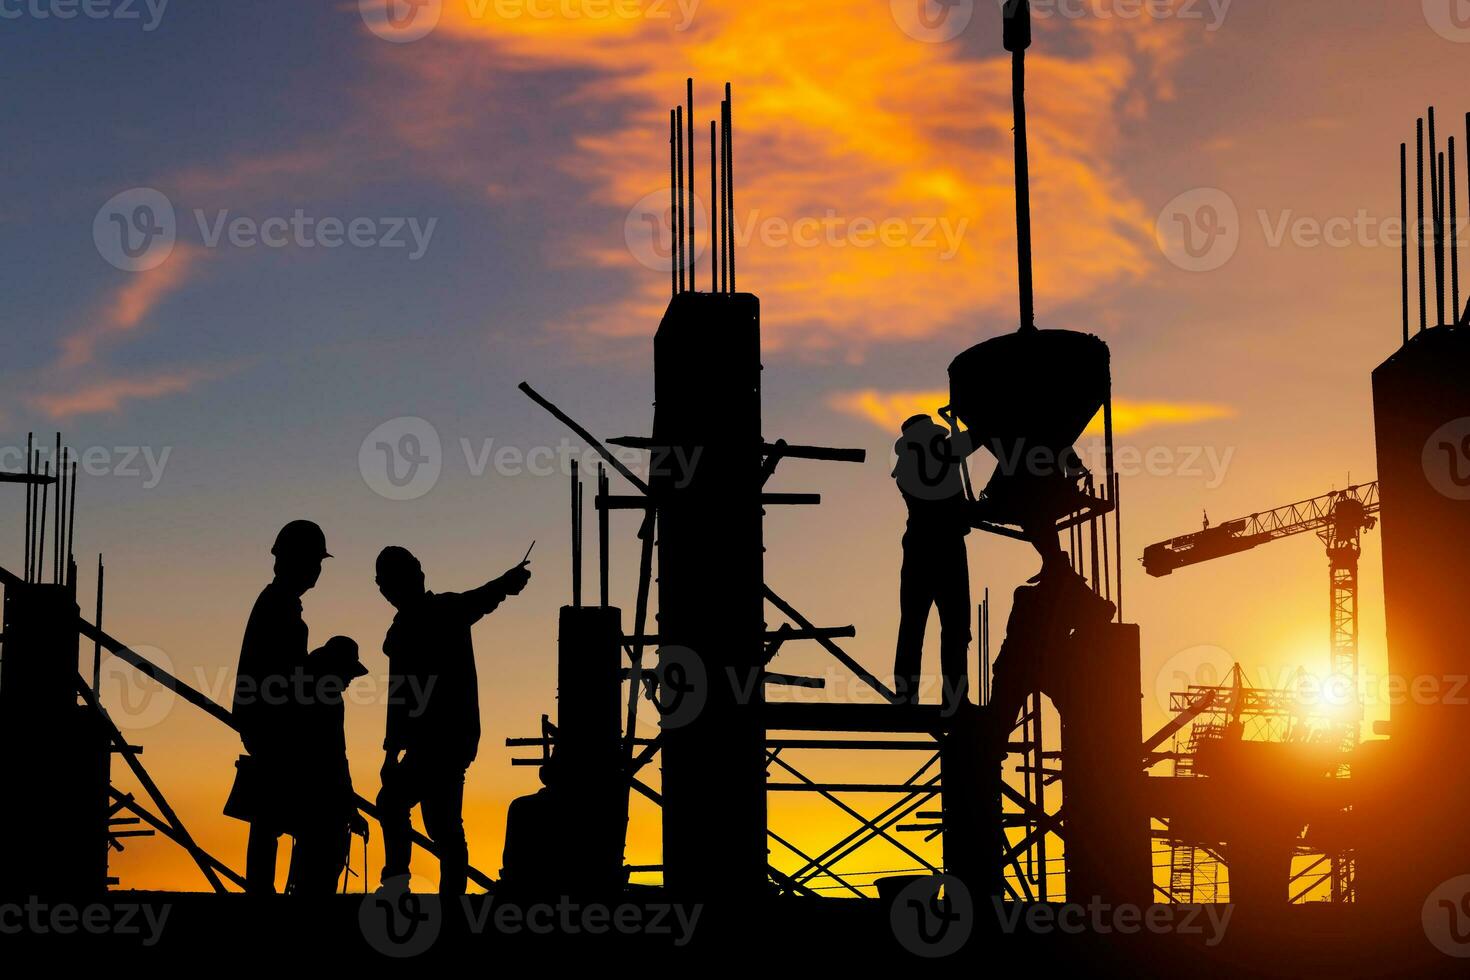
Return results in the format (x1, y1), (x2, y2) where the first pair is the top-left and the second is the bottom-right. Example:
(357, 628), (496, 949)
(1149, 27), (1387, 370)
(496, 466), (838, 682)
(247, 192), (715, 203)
(1143, 482), (1379, 710)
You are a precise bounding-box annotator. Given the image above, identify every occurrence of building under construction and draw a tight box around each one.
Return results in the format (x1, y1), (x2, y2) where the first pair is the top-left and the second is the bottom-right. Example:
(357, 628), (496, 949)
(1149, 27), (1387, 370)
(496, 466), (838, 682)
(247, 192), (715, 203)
(2, 1), (1469, 970)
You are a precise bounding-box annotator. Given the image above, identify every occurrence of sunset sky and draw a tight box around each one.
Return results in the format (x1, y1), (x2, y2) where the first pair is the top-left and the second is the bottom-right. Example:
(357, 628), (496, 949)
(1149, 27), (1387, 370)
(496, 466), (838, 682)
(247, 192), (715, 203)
(1, 0), (1465, 892)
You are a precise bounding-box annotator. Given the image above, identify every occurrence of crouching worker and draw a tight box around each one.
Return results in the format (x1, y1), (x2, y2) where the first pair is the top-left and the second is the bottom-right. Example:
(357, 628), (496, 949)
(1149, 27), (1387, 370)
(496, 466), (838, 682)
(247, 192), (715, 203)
(287, 635), (371, 895)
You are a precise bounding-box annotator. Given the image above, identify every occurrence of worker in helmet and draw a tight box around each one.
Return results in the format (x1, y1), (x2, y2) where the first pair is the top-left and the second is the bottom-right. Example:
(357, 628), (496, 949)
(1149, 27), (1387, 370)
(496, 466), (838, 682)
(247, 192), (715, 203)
(891, 412), (981, 712)
(374, 545), (532, 896)
(286, 635), (372, 895)
(230, 519), (352, 894)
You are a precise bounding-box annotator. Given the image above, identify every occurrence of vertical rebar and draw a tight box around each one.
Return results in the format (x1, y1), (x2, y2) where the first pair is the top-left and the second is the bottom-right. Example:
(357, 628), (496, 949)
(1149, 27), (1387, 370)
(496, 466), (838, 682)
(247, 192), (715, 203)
(673, 105), (685, 295)
(1401, 142), (1410, 345)
(93, 556), (105, 693)
(54, 434), (62, 584)
(68, 458), (78, 584)
(1452, 137), (1460, 320)
(1114, 472), (1124, 623)
(720, 100), (729, 294)
(687, 78), (696, 293)
(23, 432), (32, 583)
(598, 464), (610, 609)
(571, 460), (582, 608)
(37, 461), (49, 586)
(710, 119), (718, 291)
(1438, 150), (1447, 327)
(1418, 118), (1428, 332)
(670, 109), (678, 299)
(725, 82), (736, 293)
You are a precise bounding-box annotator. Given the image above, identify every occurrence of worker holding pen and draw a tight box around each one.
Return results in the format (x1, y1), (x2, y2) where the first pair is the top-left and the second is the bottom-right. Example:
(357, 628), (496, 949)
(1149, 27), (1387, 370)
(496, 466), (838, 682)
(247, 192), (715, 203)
(373, 542), (534, 896)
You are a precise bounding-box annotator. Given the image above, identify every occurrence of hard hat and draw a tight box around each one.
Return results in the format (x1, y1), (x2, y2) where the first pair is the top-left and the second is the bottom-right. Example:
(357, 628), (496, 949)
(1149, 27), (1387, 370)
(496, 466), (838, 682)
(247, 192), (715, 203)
(272, 520), (332, 560)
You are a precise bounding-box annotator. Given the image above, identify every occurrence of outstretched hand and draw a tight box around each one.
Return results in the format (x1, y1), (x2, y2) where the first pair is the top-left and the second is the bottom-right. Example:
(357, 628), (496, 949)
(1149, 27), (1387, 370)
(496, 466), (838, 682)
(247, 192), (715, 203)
(501, 563), (532, 595)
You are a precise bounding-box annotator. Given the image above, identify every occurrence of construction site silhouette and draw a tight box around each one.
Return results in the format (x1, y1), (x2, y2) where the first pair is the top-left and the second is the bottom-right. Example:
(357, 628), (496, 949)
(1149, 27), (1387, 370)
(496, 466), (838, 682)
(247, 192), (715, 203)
(4, 1), (1470, 972)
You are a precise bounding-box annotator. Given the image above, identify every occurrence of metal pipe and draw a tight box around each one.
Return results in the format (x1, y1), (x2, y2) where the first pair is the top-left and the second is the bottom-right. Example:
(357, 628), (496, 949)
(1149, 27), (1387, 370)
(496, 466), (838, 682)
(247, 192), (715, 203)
(37, 461), (49, 585)
(1006, 0), (1035, 331)
(571, 460), (582, 607)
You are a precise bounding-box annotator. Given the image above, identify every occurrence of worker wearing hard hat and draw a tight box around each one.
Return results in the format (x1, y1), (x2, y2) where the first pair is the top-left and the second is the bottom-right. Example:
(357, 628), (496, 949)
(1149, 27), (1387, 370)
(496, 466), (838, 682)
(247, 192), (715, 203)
(891, 412), (981, 712)
(229, 519), (354, 894)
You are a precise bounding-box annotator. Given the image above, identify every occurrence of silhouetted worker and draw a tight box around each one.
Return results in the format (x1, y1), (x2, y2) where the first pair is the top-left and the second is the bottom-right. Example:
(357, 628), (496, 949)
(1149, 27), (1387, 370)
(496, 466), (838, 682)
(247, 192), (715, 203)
(231, 519), (334, 895)
(891, 413), (982, 710)
(287, 636), (371, 895)
(374, 546), (533, 895)
(985, 547), (1115, 753)
(499, 756), (575, 899)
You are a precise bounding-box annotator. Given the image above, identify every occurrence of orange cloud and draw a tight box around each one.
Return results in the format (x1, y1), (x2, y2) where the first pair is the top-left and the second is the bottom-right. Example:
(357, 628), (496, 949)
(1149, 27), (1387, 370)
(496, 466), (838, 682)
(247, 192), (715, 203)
(830, 388), (1233, 437)
(384, 0), (1198, 352)
(63, 244), (206, 368)
(30, 368), (219, 419)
